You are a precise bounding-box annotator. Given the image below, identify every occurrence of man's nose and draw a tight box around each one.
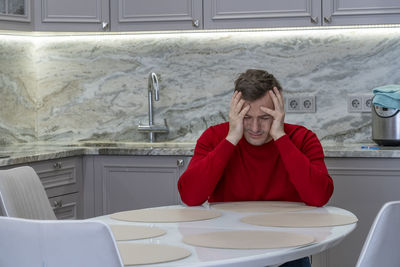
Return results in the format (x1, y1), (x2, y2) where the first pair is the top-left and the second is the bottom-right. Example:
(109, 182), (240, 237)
(251, 119), (260, 132)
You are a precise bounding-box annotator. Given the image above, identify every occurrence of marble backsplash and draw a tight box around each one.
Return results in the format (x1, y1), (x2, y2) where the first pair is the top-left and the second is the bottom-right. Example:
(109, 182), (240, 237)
(0, 35), (36, 145)
(1, 27), (400, 145)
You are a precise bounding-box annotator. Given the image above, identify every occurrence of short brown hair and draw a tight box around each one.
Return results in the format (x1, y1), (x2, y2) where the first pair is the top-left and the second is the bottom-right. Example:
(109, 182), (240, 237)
(234, 69), (282, 101)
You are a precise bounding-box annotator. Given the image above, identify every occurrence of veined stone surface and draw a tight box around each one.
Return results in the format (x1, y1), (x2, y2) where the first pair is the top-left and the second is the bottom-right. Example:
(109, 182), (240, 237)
(0, 35), (36, 145)
(0, 28), (400, 145)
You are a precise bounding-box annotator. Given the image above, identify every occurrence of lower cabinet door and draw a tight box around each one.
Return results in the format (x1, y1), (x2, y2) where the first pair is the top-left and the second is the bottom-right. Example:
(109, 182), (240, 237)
(50, 192), (81, 220)
(91, 156), (190, 216)
(29, 157), (83, 198)
(323, 157), (400, 267)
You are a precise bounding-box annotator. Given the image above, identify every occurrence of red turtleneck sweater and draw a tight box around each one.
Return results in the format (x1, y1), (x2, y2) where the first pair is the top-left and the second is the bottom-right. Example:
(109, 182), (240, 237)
(178, 122), (333, 207)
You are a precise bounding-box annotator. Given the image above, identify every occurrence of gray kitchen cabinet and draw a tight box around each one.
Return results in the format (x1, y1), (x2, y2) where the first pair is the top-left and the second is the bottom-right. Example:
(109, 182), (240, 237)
(204, 0), (322, 29)
(311, 157), (400, 267)
(0, 157), (84, 220)
(34, 0), (110, 31)
(204, 0), (400, 29)
(83, 155), (190, 217)
(29, 157), (83, 219)
(111, 0), (202, 31)
(33, 0), (201, 32)
(322, 0), (400, 26)
(2, 0), (400, 32)
(22, 0), (201, 32)
(0, 0), (33, 30)
(49, 192), (80, 219)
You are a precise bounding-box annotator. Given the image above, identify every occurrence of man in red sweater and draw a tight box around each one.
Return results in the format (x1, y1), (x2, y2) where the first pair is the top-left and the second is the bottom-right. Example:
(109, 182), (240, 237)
(178, 69), (334, 267)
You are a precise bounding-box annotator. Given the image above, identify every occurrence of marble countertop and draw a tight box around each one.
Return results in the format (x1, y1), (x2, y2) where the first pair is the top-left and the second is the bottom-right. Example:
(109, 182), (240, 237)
(0, 141), (400, 167)
(0, 142), (196, 167)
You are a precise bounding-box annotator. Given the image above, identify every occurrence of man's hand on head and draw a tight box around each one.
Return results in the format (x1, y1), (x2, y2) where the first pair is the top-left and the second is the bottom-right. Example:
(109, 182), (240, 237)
(226, 91), (250, 145)
(260, 87), (286, 140)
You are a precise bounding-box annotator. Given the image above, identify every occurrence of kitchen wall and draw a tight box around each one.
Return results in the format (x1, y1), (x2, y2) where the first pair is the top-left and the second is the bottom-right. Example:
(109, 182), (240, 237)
(1, 27), (400, 145)
(0, 35), (36, 145)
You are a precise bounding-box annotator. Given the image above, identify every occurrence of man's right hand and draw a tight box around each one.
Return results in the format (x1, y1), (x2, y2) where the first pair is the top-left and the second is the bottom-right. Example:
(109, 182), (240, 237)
(226, 91), (250, 145)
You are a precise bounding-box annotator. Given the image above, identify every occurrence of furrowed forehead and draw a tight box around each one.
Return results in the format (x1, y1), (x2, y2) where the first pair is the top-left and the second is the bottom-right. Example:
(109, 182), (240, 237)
(245, 105), (270, 117)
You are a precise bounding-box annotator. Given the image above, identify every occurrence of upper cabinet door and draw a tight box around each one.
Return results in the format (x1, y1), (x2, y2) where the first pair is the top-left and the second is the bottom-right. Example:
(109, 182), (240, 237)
(110, 0), (202, 31)
(0, 0), (33, 30)
(204, 0), (322, 29)
(322, 0), (400, 26)
(34, 0), (110, 31)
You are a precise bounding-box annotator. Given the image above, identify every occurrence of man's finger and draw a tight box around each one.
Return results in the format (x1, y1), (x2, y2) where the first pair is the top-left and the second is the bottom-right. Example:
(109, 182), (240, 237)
(239, 104), (250, 117)
(231, 91), (242, 107)
(273, 87), (284, 108)
(230, 91), (239, 109)
(260, 106), (275, 116)
(269, 89), (283, 112)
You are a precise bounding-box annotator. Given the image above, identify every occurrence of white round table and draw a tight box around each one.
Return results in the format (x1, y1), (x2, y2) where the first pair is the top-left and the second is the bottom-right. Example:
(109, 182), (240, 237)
(91, 204), (357, 267)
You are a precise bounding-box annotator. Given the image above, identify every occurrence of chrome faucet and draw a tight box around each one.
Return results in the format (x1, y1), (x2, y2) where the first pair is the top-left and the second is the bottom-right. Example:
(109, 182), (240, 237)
(148, 72), (159, 131)
(138, 72), (169, 142)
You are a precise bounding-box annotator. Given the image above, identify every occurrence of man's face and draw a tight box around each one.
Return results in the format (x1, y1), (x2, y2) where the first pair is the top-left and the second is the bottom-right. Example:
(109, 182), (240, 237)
(243, 92), (275, 146)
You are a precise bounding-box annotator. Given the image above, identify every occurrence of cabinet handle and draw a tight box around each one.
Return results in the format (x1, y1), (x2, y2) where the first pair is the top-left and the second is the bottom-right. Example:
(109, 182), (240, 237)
(53, 162), (62, 169)
(192, 19), (200, 28)
(102, 21), (109, 30)
(324, 16), (332, 24)
(310, 17), (318, 24)
(53, 200), (63, 208)
(177, 159), (184, 167)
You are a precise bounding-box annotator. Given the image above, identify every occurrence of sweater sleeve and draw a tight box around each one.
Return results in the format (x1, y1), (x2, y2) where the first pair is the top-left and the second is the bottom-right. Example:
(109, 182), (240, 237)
(178, 128), (236, 206)
(274, 132), (334, 207)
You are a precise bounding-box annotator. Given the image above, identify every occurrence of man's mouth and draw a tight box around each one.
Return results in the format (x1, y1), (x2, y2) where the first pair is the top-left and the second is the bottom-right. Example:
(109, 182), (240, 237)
(247, 131), (263, 138)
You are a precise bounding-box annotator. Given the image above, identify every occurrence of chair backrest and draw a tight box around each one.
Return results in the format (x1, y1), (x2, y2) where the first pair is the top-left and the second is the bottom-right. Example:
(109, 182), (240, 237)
(355, 200), (400, 267)
(0, 166), (57, 219)
(0, 216), (124, 267)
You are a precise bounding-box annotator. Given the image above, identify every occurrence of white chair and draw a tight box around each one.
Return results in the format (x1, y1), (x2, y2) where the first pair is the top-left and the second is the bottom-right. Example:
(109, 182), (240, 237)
(355, 200), (400, 267)
(0, 166), (56, 219)
(0, 216), (124, 267)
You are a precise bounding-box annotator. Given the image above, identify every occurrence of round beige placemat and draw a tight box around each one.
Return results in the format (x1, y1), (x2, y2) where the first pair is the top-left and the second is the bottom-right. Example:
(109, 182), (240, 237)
(117, 243), (191, 265)
(110, 208), (222, 223)
(211, 201), (316, 213)
(241, 212), (358, 227)
(109, 225), (166, 241)
(183, 230), (315, 249)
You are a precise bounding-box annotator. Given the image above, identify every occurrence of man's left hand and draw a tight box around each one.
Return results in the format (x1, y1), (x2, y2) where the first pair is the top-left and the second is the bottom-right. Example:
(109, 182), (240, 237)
(260, 87), (286, 140)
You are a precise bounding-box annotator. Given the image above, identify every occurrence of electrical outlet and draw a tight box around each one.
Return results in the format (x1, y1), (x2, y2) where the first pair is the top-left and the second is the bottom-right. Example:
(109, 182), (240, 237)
(286, 97), (301, 113)
(286, 96), (316, 113)
(361, 94), (373, 112)
(300, 96), (316, 113)
(347, 94), (373, 113)
(347, 95), (363, 112)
